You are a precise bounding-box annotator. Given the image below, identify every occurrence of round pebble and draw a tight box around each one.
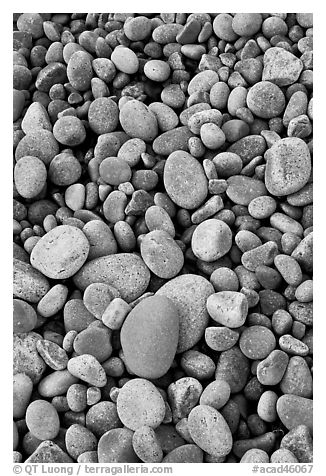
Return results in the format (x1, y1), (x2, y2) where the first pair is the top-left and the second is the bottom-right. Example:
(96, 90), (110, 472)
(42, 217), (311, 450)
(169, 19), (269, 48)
(26, 400), (60, 440)
(13, 299), (37, 333)
(86, 401), (121, 438)
(53, 116), (86, 146)
(239, 326), (276, 359)
(140, 230), (184, 279)
(111, 46), (139, 74)
(117, 378), (166, 431)
(192, 219), (232, 262)
(164, 151), (208, 210)
(73, 325), (112, 363)
(247, 81), (286, 119)
(199, 380), (231, 410)
(14, 156), (47, 199)
(132, 426), (163, 463)
(99, 157), (131, 186)
(188, 405), (233, 457)
(120, 100), (158, 142)
(88, 98), (119, 135)
(98, 428), (138, 463)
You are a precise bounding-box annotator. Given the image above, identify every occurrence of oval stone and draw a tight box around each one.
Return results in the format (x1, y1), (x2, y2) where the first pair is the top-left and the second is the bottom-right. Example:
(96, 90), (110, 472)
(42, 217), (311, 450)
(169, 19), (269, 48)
(117, 379), (165, 431)
(265, 138), (311, 196)
(26, 400), (60, 441)
(13, 299), (37, 333)
(163, 445), (203, 463)
(31, 225), (90, 279)
(226, 175), (267, 206)
(157, 274), (214, 353)
(98, 428), (139, 463)
(191, 219), (232, 262)
(15, 130), (59, 166)
(164, 150), (208, 209)
(73, 253), (150, 303)
(140, 230), (184, 279)
(121, 295), (179, 379)
(119, 100), (158, 142)
(13, 373), (33, 419)
(239, 325), (276, 359)
(276, 395), (313, 433)
(152, 126), (193, 156)
(188, 405), (233, 457)
(246, 81), (286, 119)
(67, 51), (93, 92)
(88, 98), (119, 135)
(111, 46), (139, 74)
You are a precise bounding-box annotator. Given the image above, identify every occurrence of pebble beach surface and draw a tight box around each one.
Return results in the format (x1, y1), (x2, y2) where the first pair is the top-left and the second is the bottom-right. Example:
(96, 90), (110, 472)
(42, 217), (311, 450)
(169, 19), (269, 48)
(13, 12), (313, 464)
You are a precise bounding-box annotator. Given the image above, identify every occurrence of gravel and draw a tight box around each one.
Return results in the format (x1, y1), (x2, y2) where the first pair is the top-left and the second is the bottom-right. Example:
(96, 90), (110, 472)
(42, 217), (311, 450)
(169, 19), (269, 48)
(13, 12), (313, 464)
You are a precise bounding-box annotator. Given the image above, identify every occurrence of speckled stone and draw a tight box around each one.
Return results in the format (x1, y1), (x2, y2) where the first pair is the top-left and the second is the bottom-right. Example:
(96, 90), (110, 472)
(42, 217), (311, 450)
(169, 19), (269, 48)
(188, 405), (233, 457)
(31, 225), (90, 279)
(247, 81), (285, 120)
(117, 379), (165, 431)
(73, 253), (150, 303)
(140, 230), (184, 279)
(164, 150), (208, 209)
(13, 258), (50, 303)
(14, 332), (47, 384)
(276, 395), (313, 433)
(265, 138), (311, 196)
(157, 274), (214, 352)
(263, 47), (303, 86)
